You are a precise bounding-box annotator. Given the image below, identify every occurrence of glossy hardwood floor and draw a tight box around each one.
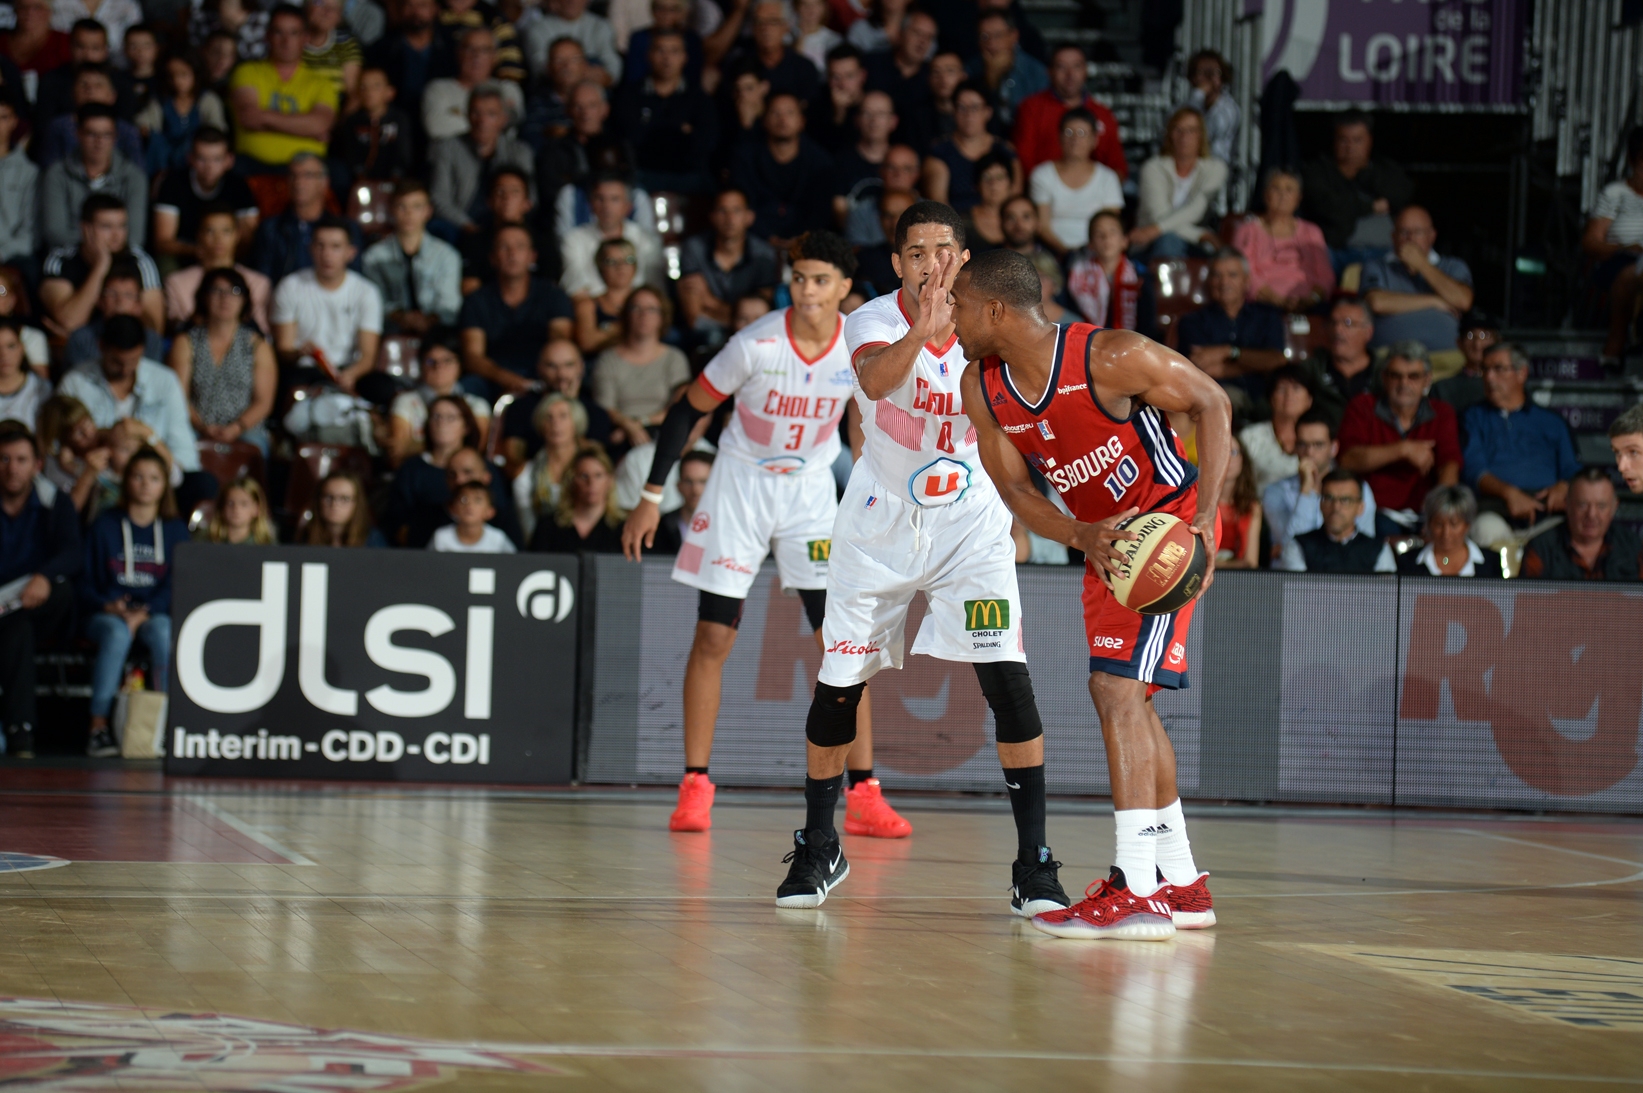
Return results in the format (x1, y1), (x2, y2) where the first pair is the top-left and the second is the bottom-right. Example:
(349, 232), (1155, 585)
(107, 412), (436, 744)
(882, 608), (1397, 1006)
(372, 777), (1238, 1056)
(0, 772), (1637, 1091)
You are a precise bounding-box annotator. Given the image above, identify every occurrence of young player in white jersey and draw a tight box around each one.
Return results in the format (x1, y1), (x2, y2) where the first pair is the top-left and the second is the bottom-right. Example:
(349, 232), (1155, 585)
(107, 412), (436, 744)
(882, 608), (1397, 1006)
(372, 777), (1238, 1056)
(774, 202), (1072, 914)
(623, 231), (912, 839)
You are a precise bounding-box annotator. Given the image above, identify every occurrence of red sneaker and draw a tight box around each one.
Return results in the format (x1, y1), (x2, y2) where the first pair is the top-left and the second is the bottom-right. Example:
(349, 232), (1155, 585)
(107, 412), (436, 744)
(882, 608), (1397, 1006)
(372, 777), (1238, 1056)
(1030, 872), (1176, 941)
(843, 778), (912, 838)
(668, 772), (715, 832)
(1162, 872), (1215, 929)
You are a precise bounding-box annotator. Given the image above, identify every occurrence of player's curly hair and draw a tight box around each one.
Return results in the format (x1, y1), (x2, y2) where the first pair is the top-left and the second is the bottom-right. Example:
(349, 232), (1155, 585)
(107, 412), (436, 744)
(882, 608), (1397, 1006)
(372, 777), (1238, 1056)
(788, 230), (858, 279)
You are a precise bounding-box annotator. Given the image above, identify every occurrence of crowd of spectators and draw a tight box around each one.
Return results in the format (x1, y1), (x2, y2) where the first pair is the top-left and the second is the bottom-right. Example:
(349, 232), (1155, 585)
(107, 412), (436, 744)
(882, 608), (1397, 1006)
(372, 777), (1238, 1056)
(0, 1), (1636, 757)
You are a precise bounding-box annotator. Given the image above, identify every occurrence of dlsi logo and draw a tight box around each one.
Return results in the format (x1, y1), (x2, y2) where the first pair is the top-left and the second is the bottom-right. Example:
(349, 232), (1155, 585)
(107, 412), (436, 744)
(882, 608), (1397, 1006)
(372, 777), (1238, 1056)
(964, 599), (1009, 632)
(175, 562), (573, 719)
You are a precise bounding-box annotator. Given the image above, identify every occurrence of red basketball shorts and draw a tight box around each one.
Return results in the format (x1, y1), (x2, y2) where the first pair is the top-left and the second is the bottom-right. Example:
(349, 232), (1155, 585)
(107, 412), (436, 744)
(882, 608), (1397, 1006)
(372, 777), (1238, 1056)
(1081, 501), (1216, 694)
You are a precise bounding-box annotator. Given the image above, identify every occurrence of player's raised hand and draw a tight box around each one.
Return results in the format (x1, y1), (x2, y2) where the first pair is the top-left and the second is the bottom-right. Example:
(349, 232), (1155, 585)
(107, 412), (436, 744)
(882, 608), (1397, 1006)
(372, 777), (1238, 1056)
(916, 248), (957, 339)
(1073, 507), (1140, 580)
(621, 501), (662, 562)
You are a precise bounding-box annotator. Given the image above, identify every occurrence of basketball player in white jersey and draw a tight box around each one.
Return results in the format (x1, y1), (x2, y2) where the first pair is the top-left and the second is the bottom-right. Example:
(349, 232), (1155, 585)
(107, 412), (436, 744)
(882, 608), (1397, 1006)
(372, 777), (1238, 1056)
(774, 202), (1071, 913)
(623, 232), (912, 839)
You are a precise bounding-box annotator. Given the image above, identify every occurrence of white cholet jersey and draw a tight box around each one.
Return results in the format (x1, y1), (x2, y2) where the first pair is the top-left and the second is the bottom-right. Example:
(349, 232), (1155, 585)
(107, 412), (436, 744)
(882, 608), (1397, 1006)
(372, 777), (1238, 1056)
(696, 306), (852, 475)
(842, 289), (982, 506)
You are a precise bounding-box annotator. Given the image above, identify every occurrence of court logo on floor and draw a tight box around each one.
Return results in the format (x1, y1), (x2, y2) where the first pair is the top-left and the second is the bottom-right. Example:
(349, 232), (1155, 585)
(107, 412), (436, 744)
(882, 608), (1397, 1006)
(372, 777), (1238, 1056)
(0, 852), (69, 873)
(0, 998), (566, 1089)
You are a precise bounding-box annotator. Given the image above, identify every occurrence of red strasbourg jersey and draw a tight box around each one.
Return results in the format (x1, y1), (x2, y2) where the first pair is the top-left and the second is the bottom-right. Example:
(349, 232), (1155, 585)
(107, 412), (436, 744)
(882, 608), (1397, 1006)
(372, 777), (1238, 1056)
(978, 323), (1198, 524)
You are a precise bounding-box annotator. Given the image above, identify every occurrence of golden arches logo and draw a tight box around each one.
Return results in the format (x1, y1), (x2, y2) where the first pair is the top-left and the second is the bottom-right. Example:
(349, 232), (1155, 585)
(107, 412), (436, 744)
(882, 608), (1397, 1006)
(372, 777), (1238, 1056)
(964, 599), (1009, 631)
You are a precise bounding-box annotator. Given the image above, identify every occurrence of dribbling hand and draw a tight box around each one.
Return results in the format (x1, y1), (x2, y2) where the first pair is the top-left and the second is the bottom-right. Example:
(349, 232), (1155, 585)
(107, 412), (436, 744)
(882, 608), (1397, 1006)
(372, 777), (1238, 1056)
(621, 501), (661, 562)
(1073, 507), (1140, 581)
(1188, 508), (1218, 594)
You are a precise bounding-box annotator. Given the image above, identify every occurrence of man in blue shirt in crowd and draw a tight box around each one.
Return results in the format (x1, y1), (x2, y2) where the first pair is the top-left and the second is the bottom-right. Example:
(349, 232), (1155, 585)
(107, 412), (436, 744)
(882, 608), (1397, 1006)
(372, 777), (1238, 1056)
(0, 423), (81, 759)
(1362, 205), (1473, 364)
(1176, 248), (1287, 408)
(1464, 342), (1581, 546)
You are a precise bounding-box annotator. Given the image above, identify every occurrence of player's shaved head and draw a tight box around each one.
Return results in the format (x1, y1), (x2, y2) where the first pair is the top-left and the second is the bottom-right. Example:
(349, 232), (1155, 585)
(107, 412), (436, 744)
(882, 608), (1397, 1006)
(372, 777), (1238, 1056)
(950, 249), (1048, 360)
(960, 249), (1042, 310)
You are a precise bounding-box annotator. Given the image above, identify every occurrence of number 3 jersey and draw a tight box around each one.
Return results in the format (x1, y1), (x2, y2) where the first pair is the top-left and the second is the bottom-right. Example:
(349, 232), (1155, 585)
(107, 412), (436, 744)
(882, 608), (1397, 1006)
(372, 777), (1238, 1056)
(696, 306), (853, 476)
(977, 322), (1198, 526)
(842, 290), (979, 506)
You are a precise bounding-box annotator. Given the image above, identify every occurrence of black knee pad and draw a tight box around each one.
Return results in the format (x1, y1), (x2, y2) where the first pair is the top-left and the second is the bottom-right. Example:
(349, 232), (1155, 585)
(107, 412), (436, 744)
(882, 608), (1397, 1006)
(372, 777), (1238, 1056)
(805, 681), (865, 747)
(698, 591), (746, 630)
(797, 588), (827, 632)
(974, 661), (1043, 744)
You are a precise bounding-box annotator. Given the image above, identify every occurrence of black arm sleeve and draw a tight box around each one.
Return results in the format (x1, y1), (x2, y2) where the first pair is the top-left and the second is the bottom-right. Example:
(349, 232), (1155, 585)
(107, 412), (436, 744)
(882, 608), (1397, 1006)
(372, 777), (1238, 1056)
(646, 395), (711, 490)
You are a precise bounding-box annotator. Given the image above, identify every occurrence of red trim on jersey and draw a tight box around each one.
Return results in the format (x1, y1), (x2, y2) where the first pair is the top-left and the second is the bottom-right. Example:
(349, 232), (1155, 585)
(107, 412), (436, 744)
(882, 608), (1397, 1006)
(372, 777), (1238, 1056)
(850, 341), (889, 371)
(895, 289), (959, 357)
(696, 375), (730, 403)
(785, 308), (843, 365)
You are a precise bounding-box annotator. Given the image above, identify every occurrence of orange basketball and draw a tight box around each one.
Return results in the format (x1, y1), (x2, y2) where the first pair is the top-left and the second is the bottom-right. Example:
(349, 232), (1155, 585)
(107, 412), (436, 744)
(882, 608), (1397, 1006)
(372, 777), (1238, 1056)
(1107, 511), (1207, 615)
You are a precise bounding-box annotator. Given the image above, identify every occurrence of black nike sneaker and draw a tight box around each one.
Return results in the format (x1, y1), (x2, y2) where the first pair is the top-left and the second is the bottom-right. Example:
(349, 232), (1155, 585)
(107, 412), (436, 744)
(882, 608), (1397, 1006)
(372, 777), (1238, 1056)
(775, 829), (849, 908)
(1011, 846), (1070, 917)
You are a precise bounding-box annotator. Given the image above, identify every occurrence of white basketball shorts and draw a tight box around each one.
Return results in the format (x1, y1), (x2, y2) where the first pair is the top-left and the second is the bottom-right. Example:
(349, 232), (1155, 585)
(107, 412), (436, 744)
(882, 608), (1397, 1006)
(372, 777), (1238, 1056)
(819, 460), (1025, 687)
(672, 456), (839, 599)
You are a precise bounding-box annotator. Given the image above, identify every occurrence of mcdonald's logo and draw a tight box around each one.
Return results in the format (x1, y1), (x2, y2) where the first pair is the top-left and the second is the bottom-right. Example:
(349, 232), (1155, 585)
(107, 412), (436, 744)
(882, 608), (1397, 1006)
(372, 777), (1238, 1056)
(964, 599), (1009, 632)
(807, 539), (831, 562)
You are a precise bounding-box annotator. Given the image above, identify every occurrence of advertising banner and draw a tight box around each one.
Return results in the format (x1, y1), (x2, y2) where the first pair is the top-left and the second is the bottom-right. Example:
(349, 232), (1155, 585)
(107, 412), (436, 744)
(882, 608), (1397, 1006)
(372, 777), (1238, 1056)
(1257, 0), (1524, 108)
(1395, 580), (1643, 812)
(590, 558), (1199, 795)
(166, 546), (580, 783)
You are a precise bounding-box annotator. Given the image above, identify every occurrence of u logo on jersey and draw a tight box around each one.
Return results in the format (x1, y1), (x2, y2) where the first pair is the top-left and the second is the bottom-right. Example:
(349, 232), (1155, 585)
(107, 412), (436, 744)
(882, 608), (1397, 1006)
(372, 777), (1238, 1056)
(909, 458), (971, 507)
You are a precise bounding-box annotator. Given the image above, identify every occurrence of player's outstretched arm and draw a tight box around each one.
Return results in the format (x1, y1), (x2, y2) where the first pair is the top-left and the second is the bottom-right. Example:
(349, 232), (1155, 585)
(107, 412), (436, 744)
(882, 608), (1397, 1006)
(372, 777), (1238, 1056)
(620, 380), (723, 561)
(961, 362), (1138, 577)
(856, 249), (957, 400)
(1091, 329), (1234, 587)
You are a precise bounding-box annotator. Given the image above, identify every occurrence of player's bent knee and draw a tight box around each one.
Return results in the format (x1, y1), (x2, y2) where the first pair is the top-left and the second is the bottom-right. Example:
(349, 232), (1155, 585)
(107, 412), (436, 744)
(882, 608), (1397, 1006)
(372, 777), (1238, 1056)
(797, 588), (827, 633)
(697, 591), (746, 631)
(974, 661), (1043, 744)
(805, 681), (865, 747)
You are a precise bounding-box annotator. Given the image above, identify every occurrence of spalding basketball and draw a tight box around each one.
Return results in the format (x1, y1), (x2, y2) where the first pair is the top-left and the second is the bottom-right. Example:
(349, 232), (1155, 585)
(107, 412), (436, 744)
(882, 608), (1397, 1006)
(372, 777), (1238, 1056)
(1107, 511), (1207, 615)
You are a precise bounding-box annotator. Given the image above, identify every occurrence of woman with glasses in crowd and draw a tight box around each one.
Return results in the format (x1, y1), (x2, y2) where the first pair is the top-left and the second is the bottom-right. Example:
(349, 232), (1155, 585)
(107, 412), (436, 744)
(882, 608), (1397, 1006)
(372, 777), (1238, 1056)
(1129, 105), (1227, 260)
(574, 238), (639, 355)
(923, 80), (1019, 214)
(80, 446), (190, 758)
(1031, 108), (1123, 260)
(592, 286), (691, 449)
(528, 446), (625, 553)
(168, 268), (278, 458)
(386, 394), (484, 547)
(386, 335), (491, 467)
(1396, 484), (1502, 577)
(302, 471), (386, 547)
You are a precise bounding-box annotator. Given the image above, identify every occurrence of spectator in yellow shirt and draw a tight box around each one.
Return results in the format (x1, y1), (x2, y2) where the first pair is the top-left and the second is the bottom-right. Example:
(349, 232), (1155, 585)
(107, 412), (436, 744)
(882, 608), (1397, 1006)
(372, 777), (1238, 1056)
(229, 4), (339, 171)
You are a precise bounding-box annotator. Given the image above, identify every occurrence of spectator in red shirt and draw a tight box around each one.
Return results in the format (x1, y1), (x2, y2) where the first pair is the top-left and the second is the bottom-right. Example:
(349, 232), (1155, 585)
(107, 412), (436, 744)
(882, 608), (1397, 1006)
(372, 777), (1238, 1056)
(1337, 339), (1461, 532)
(0, 0), (71, 88)
(1012, 44), (1126, 181)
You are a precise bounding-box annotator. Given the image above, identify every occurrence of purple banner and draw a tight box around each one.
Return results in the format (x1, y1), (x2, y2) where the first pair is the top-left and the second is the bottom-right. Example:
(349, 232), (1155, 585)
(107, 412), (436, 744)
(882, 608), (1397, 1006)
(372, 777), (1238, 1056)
(1258, 0), (1524, 108)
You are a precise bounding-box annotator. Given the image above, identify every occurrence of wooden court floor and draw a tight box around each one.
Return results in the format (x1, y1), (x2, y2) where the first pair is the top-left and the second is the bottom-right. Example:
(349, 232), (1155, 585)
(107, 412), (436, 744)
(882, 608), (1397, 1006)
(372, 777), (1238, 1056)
(0, 772), (1637, 1091)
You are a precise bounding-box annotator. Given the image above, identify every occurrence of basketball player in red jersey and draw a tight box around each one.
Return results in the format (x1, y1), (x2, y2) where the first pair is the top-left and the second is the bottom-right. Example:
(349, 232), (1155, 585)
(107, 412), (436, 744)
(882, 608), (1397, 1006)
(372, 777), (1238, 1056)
(950, 248), (1234, 940)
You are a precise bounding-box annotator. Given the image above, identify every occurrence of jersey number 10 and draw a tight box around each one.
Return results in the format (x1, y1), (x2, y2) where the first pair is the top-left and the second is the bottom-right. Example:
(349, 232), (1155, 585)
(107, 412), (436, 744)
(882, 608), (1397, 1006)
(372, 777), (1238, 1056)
(1102, 455), (1139, 502)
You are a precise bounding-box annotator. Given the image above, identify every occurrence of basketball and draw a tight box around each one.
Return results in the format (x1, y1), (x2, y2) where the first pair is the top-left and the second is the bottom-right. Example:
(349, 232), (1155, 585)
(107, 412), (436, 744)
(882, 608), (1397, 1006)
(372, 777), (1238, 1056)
(1107, 511), (1208, 615)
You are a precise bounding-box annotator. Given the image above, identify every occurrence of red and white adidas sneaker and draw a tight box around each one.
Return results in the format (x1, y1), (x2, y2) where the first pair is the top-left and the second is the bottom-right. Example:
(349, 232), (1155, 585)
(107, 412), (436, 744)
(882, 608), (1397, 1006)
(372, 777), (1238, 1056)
(1030, 874), (1176, 941)
(1162, 872), (1215, 929)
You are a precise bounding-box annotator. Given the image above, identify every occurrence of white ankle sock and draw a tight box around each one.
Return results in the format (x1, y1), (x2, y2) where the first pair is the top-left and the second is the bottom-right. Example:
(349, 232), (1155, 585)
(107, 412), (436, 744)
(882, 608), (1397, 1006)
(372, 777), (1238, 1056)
(1113, 808), (1160, 896)
(1154, 799), (1200, 886)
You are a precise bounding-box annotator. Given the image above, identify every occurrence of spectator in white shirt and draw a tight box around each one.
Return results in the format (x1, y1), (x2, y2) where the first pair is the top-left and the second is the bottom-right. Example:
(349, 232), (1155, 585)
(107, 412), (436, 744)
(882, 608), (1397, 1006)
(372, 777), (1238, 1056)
(559, 174), (666, 296)
(1029, 106), (1123, 259)
(271, 216), (384, 394)
(429, 480), (516, 552)
(421, 27), (524, 141)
